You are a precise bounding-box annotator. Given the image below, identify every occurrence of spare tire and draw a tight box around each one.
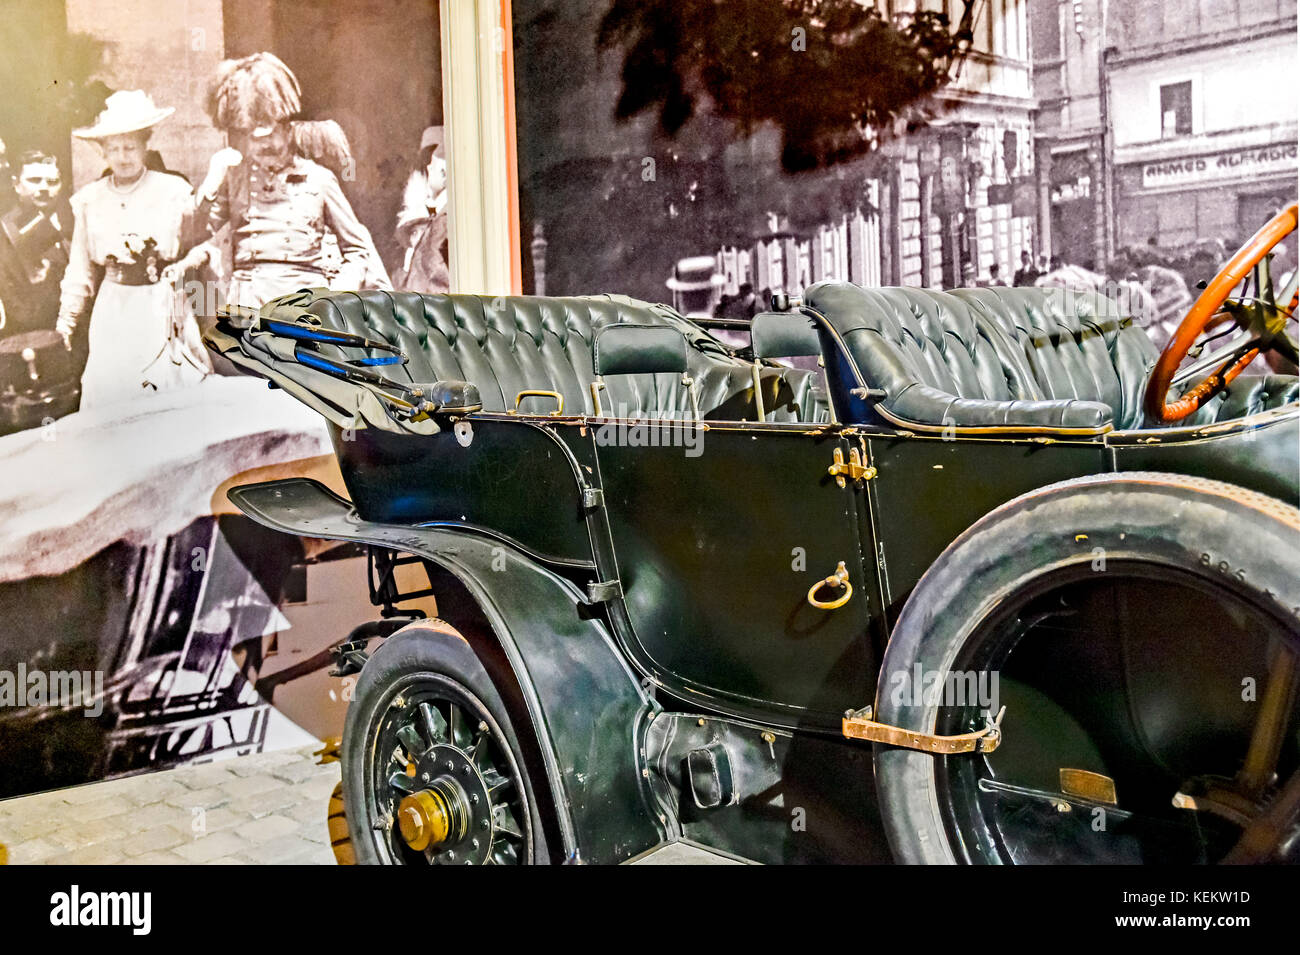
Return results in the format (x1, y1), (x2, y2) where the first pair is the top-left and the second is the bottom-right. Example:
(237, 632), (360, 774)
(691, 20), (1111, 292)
(874, 472), (1300, 864)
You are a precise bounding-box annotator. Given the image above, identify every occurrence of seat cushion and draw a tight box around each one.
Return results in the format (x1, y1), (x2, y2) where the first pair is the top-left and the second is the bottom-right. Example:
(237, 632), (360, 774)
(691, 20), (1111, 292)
(1195, 374), (1300, 423)
(277, 289), (826, 423)
(950, 286), (1158, 430)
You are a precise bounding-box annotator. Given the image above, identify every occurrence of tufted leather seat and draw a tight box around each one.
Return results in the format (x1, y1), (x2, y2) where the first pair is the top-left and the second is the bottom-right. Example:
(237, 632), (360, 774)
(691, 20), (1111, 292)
(804, 281), (1298, 431)
(285, 289), (826, 423)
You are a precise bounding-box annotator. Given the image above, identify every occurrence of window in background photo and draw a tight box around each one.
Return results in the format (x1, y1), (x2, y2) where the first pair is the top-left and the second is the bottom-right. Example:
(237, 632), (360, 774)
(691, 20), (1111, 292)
(1160, 80), (1193, 138)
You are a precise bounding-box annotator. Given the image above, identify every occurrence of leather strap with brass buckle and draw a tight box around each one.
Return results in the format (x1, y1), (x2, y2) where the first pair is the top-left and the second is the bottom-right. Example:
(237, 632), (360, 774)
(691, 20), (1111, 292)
(842, 705), (1006, 754)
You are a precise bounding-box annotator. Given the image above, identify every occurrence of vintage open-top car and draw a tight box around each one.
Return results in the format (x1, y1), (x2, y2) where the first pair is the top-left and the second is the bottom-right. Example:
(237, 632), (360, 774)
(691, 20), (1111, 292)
(206, 204), (1299, 864)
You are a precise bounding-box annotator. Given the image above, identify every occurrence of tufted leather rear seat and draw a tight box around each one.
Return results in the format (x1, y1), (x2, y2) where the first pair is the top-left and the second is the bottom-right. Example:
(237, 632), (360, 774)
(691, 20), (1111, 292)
(289, 289), (825, 423)
(805, 281), (1298, 431)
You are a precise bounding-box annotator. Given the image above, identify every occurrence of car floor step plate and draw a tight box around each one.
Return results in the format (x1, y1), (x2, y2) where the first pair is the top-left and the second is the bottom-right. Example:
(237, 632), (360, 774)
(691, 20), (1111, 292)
(625, 840), (751, 865)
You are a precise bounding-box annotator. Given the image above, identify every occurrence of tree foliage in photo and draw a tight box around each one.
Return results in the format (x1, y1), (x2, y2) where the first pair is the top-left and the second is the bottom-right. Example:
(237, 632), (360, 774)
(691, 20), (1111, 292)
(597, 0), (974, 173)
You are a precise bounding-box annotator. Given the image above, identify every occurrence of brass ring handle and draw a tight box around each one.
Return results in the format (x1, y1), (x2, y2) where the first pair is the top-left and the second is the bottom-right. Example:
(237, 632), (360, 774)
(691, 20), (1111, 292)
(807, 561), (853, 610)
(513, 389), (564, 415)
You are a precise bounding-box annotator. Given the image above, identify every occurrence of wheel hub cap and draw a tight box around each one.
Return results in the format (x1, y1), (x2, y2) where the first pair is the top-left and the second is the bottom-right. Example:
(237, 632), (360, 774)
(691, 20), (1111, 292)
(398, 743), (493, 863)
(398, 783), (464, 850)
(374, 688), (529, 865)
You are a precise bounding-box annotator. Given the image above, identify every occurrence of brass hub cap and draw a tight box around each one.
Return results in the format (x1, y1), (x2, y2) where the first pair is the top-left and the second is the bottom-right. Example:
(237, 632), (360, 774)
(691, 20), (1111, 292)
(398, 784), (464, 851)
(396, 745), (491, 863)
(372, 683), (530, 865)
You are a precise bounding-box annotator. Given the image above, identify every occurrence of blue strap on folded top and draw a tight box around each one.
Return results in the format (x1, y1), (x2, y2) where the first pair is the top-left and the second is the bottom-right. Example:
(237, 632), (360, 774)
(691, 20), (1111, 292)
(294, 350), (346, 376)
(264, 318), (403, 354)
(267, 318), (408, 375)
(292, 345), (405, 384)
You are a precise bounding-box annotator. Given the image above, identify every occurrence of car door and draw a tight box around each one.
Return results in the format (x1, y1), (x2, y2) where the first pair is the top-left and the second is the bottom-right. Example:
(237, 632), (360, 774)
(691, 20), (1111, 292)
(591, 421), (882, 729)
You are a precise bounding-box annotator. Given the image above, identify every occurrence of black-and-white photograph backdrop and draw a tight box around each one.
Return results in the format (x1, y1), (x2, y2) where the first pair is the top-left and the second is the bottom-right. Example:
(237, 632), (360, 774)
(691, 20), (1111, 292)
(512, 0), (1297, 350)
(0, 0), (1296, 803)
(0, 0), (446, 798)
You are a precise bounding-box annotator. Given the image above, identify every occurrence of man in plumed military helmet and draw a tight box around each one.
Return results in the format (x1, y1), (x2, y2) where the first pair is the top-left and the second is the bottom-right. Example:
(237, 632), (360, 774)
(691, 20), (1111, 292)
(172, 52), (391, 309)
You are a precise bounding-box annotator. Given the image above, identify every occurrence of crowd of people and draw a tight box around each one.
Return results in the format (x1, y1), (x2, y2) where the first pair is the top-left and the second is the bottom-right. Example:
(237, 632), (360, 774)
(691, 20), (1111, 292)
(0, 52), (448, 421)
(961, 250), (1067, 289)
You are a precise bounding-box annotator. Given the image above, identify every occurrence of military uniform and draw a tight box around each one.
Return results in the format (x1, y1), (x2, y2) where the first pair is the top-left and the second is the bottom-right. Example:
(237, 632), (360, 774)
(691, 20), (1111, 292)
(208, 154), (390, 308)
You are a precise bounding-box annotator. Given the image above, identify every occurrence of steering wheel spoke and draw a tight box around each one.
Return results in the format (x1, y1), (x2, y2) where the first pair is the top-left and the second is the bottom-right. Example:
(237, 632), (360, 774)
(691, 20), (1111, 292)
(1185, 312), (1244, 359)
(1173, 331), (1259, 388)
(1178, 341), (1261, 411)
(1275, 267), (1298, 317)
(1144, 203), (1298, 423)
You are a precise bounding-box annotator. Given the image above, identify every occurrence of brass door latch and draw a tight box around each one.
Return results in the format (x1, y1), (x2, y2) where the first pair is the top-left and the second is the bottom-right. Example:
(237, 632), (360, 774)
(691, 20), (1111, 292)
(842, 705), (1006, 754)
(828, 445), (876, 488)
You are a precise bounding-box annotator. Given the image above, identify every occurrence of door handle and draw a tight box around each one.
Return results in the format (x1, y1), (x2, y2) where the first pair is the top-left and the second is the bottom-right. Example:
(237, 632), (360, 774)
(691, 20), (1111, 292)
(807, 561), (853, 610)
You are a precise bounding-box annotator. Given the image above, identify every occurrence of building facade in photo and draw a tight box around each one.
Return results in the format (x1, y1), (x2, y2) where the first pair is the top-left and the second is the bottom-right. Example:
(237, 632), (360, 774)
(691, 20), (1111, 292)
(514, 0), (1039, 304)
(1107, 0), (1297, 253)
(1029, 0), (1106, 268)
(1032, 0), (1298, 272)
(719, 0), (1039, 297)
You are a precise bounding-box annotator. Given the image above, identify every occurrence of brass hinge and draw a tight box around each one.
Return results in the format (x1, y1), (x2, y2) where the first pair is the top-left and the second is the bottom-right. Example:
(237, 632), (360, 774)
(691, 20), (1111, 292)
(842, 705), (1006, 754)
(828, 446), (876, 488)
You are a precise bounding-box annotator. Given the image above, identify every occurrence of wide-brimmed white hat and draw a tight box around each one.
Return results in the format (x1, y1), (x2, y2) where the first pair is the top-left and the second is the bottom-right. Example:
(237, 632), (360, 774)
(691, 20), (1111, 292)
(73, 90), (174, 140)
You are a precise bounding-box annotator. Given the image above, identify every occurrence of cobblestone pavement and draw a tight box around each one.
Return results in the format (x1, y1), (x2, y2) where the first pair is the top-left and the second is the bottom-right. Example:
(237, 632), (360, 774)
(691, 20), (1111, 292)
(0, 744), (340, 865)
(0, 744), (740, 865)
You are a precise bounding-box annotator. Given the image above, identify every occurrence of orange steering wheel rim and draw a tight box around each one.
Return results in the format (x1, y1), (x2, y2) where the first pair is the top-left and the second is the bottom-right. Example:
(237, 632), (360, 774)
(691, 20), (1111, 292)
(1143, 202), (1298, 424)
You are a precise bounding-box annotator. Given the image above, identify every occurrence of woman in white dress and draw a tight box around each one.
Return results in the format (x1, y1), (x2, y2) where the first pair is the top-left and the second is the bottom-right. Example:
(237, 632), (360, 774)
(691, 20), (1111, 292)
(56, 91), (213, 408)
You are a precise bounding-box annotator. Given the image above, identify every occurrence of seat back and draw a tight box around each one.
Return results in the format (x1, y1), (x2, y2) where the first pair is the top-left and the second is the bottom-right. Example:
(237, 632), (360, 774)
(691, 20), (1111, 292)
(751, 311), (822, 361)
(750, 311), (833, 422)
(592, 323), (697, 418)
(803, 282), (1158, 431)
(281, 289), (827, 423)
(950, 286), (1158, 430)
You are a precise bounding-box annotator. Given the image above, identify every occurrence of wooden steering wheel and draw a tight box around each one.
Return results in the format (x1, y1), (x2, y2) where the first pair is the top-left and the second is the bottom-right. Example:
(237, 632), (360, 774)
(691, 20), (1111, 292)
(1144, 202), (1299, 423)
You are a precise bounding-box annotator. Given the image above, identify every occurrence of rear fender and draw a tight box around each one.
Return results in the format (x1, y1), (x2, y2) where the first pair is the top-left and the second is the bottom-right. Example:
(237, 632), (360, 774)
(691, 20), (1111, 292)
(228, 477), (667, 864)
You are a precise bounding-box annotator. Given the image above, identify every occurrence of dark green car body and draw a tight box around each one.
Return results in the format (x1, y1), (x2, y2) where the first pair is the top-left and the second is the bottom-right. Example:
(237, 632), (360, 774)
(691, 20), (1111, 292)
(215, 283), (1299, 864)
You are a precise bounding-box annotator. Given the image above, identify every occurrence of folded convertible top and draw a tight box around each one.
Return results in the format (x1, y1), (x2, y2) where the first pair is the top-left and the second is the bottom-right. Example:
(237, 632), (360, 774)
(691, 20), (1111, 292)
(205, 288), (445, 436)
